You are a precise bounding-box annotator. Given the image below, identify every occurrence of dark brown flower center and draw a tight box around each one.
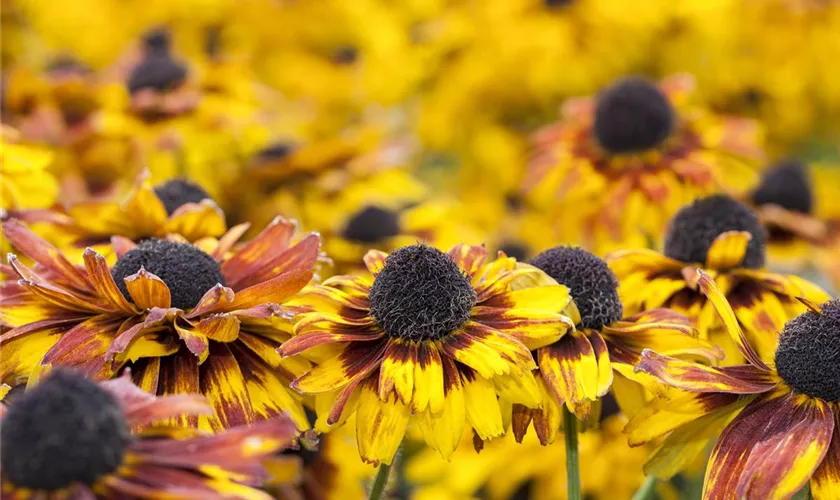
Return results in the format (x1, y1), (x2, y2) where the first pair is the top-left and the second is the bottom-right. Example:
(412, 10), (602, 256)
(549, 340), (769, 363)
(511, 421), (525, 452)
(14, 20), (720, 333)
(0, 370), (130, 490)
(153, 179), (213, 216)
(341, 206), (401, 244)
(368, 244), (475, 341)
(775, 300), (840, 403)
(594, 76), (675, 154)
(752, 158), (813, 215)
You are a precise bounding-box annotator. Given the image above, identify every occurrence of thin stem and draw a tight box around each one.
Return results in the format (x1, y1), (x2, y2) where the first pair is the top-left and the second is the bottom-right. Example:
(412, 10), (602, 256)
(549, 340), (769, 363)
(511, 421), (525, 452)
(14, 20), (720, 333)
(563, 406), (581, 500)
(631, 475), (657, 500)
(368, 462), (392, 500)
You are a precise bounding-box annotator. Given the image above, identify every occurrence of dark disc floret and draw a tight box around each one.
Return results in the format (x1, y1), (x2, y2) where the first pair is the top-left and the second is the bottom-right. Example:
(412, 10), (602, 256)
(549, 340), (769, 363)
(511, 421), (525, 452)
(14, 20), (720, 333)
(775, 300), (840, 402)
(0, 370), (130, 490)
(664, 195), (767, 268)
(529, 246), (622, 330)
(498, 241), (530, 262)
(751, 158), (813, 215)
(127, 30), (188, 95)
(153, 179), (212, 216)
(111, 238), (225, 310)
(593, 76), (675, 154)
(341, 206), (401, 244)
(369, 244), (476, 342)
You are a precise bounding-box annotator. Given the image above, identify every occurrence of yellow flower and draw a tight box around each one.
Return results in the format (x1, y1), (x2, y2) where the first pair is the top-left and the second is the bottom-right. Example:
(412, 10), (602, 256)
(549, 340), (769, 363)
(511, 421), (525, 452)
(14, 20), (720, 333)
(0, 369), (298, 500)
(523, 75), (763, 254)
(512, 246), (719, 442)
(608, 194), (829, 364)
(0, 127), (58, 213)
(630, 271), (840, 498)
(0, 216), (320, 431)
(279, 243), (575, 465)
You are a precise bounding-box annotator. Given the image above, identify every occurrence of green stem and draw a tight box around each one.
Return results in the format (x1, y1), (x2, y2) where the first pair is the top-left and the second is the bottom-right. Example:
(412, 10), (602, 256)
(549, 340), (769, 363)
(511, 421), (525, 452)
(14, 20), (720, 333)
(631, 475), (657, 500)
(368, 462), (392, 500)
(563, 406), (581, 500)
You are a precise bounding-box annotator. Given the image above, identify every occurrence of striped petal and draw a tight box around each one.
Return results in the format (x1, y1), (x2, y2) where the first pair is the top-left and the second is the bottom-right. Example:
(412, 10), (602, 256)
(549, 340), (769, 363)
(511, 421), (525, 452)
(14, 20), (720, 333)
(448, 244), (488, 279)
(82, 249), (136, 314)
(729, 281), (789, 360)
(223, 269), (312, 312)
(606, 248), (684, 278)
(538, 329), (599, 416)
(411, 342), (445, 415)
(42, 314), (124, 379)
(812, 411), (840, 500)
(194, 314), (241, 343)
(363, 250), (388, 276)
(356, 379), (410, 465)
(220, 216), (296, 285)
(704, 392), (834, 499)
(440, 322), (534, 379)
(697, 270), (770, 370)
(158, 349), (202, 428)
(291, 340), (387, 393)
(470, 306), (573, 350)
(226, 233), (320, 291)
(705, 231), (752, 270)
(199, 343), (255, 430)
(278, 323), (384, 357)
(124, 267), (171, 310)
(415, 355), (465, 460)
(211, 223), (250, 261)
(2, 219), (89, 291)
(603, 314), (723, 363)
(378, 341), (416, 405)
(636, 350), (778, 394)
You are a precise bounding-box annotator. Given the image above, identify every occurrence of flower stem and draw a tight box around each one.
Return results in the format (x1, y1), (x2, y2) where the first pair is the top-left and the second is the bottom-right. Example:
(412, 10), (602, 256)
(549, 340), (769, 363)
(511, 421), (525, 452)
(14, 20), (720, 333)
(563, 406), (581, 500)
(631, 475), (657, 500)
(368, 462), (392, 500)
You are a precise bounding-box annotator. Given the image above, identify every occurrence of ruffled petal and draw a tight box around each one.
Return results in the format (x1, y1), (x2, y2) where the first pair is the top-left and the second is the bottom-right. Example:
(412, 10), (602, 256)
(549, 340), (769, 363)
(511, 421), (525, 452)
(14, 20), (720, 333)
(82, 248), (136, 314)
(124, 267), (172, 310)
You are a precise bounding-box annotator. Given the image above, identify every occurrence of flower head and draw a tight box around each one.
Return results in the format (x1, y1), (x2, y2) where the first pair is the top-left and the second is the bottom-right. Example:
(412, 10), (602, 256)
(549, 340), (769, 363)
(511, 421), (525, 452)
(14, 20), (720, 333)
(280, 243), (576, 464)
(1, 216), (320, 431)
(631, 272), (840, 498)
(1, 369), (297, 499)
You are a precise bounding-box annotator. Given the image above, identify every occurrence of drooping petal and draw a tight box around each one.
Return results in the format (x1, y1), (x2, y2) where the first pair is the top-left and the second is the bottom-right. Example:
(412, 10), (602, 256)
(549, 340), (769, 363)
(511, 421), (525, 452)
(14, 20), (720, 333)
(704, 392), (833, 500)
(356, 380), (411, 466)
(538, 330), (599, 416)
(412, 342), (445, 415)
(415, 355), (465, 460)
(705, 231), (752, 270)
(697, 270), (770, 370)
(460, 366), (504, 441)
(812, 411), (840, 500)
(635, 350), (778, 394)
(378, 341), (416, 405)
(124, 267), (172, 310)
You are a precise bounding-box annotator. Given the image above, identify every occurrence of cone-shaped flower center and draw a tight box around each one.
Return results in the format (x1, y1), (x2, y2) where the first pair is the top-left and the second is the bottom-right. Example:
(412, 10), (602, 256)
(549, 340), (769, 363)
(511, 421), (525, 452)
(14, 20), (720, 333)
(594, 76), (675, 154)
(127, 30), (188, 95)
(369, 244), (476, 341)
(111, 239), (225, 310)
(0, 370), (130, 490)
(341, 206), (401, 244)
(530, 246), (622, 330)
(775, 300), (840, 402)
(664, 195), (767, 268)
(153, 179), (212, 216)
(752, 159), (813, 215)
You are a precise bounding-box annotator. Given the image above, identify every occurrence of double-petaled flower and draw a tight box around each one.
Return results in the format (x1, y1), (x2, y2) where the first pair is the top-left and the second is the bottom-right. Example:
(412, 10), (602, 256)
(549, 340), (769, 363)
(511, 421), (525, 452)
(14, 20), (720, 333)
(1, 215), (319, 431)
(630, 271), (840, 498)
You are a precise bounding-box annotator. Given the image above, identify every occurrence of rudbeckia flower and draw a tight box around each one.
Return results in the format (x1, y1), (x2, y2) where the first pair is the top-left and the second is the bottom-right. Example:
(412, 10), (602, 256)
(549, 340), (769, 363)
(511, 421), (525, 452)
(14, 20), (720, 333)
(630, 271), (840, 498)
(511, 246), (720, 444)
(608, 194), (829, 363)
(0, 127), (59, 214)
(523, 74), (763, 254)
(46, 174), (227, 261)
(278, 243), (575, 465)
(0, 216), (320, 431)
(1, 369), (298, 499)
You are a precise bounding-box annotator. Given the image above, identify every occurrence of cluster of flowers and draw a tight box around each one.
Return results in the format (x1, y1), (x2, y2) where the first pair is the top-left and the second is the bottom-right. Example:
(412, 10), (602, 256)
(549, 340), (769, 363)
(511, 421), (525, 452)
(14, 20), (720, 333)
(4, 2), (840, 500)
